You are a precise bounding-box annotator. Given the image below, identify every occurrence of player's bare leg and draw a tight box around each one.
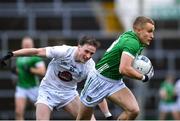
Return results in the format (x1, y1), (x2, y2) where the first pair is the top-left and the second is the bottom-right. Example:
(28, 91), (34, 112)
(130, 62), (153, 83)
(98, 99), (113, 119)
(64, 96), (80, 117)
(15, 97), (26, 120)
(76, 101), (94, 120)
(172, 111), (180, 120)
(108, 87), (140, 120)
(65, 96), (96, 121)
(159, 111), (166, 120)
(36, 103), (51, 120)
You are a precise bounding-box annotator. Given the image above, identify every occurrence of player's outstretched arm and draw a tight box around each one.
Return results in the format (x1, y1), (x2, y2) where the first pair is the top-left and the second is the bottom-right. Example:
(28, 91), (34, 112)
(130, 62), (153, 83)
(0, 48), (46, 67)
(13, 48), (46, 57)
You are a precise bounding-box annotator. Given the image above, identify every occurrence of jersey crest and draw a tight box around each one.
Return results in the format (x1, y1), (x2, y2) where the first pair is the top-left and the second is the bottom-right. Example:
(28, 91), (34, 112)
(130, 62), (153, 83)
(58, 71), (73, 82)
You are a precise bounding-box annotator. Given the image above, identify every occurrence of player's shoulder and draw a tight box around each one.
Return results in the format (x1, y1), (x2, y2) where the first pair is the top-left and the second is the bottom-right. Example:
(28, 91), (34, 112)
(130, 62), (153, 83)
(47, 45), (76, 53)
(86, 58), (95, 66)
(52, 44), (72, 49)
(120, 31), (139, 43)
(84, 58), (95, 71)
(59, 45), (77, 51)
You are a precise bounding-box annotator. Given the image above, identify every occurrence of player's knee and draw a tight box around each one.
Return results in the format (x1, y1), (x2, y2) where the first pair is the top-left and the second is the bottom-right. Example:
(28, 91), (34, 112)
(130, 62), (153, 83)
(128, 106), (140, 118)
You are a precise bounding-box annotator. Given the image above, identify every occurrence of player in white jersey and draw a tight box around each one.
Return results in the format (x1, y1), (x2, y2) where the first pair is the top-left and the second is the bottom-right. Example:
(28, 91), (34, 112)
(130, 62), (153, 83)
(0, 35), (112, 120)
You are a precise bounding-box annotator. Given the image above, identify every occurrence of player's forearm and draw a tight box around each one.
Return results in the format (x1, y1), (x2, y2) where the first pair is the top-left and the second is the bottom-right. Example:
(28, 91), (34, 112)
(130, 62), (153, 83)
(120, 66), (143, 80)
(13, 48), (46, 57)
(13, 48), (38, 56)
(120, 53), (143, 80)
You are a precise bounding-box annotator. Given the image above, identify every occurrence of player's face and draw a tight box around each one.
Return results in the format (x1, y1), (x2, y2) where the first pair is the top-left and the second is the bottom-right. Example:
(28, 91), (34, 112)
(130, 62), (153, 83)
(76, 44), (97, 63)
(22, 38), (34, 48)
(138, 23), (155, 45)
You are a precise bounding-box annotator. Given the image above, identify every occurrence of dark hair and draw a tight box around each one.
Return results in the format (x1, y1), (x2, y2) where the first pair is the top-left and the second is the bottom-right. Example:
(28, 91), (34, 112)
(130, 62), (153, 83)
(78, 35), (100, 48)
(133, 16), (154, 30)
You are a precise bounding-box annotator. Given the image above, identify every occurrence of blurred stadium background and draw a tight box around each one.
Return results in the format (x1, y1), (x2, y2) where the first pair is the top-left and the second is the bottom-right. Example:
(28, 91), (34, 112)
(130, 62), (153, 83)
(0, 0), (180, 120)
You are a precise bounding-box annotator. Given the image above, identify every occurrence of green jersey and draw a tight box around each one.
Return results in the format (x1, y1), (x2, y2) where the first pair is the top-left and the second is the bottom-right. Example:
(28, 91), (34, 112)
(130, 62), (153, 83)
(160, 81), (176, 103)
(96, 31), (145, 80)
(16, 56), (43, 88)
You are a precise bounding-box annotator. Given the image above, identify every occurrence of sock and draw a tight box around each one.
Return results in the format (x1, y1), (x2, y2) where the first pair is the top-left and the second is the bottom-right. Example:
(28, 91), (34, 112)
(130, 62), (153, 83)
(104, 112), (112, 118)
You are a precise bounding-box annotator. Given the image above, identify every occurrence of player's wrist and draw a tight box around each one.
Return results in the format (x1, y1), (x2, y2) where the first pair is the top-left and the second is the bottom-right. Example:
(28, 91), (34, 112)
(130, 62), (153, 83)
(3, 51), (14, 60)
(142, 75), (149, 82)
(0, 51), (14, 67)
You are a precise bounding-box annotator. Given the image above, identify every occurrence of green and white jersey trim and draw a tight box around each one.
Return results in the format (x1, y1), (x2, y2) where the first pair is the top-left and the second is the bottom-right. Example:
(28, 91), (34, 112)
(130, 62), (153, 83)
(122, 51), (135, 59)
(97, 63), (110, 73)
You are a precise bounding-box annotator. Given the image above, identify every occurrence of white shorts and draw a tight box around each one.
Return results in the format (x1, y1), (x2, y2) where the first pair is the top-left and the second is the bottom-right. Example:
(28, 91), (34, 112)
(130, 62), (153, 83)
(36, 84), (79, 111)
(159, 102), (179, 112)
(15, 86), (39, 103)
(80, 70), (126, 107)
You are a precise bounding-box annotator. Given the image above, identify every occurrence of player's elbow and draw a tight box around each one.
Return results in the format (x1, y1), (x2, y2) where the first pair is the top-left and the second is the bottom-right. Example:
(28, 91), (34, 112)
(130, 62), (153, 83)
(119, 65), (129, 75)
(36, 48), (46, 56)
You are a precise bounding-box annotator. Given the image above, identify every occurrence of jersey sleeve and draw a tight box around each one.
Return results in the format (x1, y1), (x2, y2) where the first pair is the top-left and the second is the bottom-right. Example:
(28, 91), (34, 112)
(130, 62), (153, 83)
(46, 45), (69, 59)
(35, 61), (45, 67)
(32, 57), (45, 67)
(123, 38), (140, 57)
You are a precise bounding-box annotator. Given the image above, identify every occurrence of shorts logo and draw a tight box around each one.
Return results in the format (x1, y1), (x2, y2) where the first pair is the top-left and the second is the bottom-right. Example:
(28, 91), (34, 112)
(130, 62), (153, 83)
(86, 95), (92, 102)
(47, 96), (51, 101)
(58, 71), (72, 82)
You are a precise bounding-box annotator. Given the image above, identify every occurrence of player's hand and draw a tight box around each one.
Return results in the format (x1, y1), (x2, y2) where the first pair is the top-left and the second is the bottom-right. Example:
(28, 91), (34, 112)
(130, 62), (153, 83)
(142, 66), (154, 82)
(0, 52), (14, 67)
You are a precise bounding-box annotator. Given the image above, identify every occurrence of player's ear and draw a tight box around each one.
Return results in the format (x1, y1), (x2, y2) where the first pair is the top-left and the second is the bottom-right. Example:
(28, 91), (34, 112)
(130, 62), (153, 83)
(135, 27), (141, 34)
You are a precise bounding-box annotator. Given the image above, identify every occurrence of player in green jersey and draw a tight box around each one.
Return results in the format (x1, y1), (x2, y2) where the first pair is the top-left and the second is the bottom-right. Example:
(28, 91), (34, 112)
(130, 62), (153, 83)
(77, 16), (155, 120)
(158, 74), (179, 120)
(14, 37), (46, 120)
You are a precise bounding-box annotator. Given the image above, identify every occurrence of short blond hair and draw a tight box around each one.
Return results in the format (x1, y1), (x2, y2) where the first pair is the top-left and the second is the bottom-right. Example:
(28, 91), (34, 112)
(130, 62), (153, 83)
(133, 16), (154, 30)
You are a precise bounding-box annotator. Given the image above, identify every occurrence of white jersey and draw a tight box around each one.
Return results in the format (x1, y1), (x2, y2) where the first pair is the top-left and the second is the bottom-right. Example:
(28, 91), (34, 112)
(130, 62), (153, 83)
(40, 45), (95, 90)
